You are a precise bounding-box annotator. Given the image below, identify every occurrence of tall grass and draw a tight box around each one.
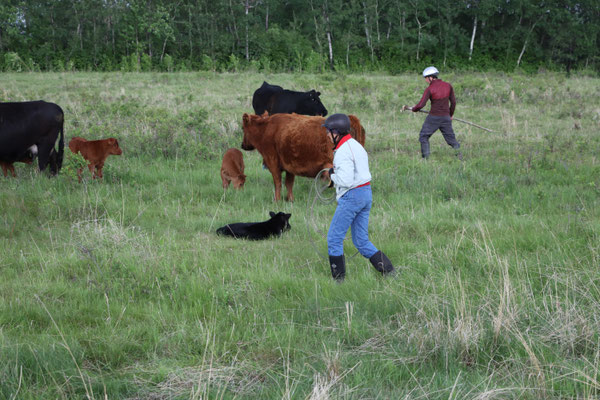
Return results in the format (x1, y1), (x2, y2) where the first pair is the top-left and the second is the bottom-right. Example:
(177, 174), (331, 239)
(1, 71), (599, 399)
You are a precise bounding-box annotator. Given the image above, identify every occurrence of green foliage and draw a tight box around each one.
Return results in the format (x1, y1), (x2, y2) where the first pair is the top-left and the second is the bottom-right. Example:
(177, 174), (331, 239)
(140, 53), (152, 72)
(119, 54), (141, 72)
(0, 0), (597, 74)
(3, 52), (29, 72)
(200, 54), (216, 71)
(227, 54), (241, 72)
(61, 150), (88, 181)
(161, 54), (174, 72)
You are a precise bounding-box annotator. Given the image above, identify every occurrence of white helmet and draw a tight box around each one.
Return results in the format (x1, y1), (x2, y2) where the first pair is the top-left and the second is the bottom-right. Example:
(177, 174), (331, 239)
(422, 66), (439, 77)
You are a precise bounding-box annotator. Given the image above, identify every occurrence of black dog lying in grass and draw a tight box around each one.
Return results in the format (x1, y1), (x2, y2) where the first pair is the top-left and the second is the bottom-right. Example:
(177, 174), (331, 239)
(216, 211), (291, 240)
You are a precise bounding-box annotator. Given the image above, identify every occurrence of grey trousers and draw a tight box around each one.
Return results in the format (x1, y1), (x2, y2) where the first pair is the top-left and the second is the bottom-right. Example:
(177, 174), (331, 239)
(419, 115), (460, 158)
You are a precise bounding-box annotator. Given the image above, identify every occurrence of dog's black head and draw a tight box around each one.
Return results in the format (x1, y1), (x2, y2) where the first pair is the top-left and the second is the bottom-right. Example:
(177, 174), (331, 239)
(269, 211), (292, 233)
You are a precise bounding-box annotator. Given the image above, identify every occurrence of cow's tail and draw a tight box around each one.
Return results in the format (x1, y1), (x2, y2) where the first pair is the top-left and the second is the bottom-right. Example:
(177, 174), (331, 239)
(56, 124), (64, 173)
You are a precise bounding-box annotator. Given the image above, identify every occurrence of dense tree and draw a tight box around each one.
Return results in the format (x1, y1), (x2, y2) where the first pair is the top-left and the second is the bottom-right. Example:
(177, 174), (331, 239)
(0, 0), (597, 73)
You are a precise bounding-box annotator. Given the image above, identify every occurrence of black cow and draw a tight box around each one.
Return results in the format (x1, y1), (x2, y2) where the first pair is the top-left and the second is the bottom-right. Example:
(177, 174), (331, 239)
(216, 211), (292, 240)
(252, 81), (328, 116)
(0, 101), (65, 175)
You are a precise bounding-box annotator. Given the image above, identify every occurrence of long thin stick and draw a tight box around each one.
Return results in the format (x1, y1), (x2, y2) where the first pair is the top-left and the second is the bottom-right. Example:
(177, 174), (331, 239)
(404, 107), (495, 133)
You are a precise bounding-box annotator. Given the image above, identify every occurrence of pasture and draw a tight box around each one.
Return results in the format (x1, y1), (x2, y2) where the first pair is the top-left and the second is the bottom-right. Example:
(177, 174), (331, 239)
(1, 71), (600, 399)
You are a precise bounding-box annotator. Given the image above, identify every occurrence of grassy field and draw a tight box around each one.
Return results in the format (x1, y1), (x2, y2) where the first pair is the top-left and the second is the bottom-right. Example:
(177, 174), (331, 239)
(1, 71), (600, 399)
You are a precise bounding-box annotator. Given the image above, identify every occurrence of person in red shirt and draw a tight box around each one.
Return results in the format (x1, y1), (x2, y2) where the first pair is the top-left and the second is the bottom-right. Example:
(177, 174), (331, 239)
(405, 66), (462, 160)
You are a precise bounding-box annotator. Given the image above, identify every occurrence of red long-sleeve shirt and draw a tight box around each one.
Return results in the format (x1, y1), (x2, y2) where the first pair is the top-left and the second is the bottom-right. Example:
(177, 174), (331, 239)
(412, 79), (456, 117)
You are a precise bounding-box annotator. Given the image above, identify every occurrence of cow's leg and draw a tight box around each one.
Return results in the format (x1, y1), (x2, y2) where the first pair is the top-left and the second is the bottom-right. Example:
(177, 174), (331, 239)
(221, 171), (230, 189)
(8, 165), (16, 177)
(96, 161), (106, 179)
(284, 172), (295, 202)
(268, 168), (282, 201)
(88, 163), (96, 179)
(77, 168), (83, 182)
(36, 142), (54, 172)
(36, 128), (60, 173)
(98, 161), (106, 179)
(1, 164), (8, 177)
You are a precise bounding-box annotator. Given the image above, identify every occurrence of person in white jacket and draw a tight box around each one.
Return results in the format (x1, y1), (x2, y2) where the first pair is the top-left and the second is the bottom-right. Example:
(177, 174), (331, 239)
(323, 113), (395, 282)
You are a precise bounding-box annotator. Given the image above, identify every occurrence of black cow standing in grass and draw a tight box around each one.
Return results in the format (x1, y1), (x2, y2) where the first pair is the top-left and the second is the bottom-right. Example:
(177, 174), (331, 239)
(252, 81), (328, 117)
(0, 101), (65, 175)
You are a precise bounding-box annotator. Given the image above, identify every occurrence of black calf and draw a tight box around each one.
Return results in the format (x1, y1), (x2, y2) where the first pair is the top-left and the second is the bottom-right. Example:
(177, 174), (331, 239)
(216, 211), (291, 240)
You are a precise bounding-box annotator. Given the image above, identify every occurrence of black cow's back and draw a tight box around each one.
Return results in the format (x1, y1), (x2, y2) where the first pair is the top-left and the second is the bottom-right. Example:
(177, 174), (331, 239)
(252, 81), (284, 115)
(251, 81), (327, 117)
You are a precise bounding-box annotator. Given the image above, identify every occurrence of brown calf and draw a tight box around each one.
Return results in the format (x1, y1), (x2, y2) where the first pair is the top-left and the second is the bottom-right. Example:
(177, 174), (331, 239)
(220, 148), (246, 189)
(68, 137), (122, 181)
(0, 157), (33, 177)
(0, 145), (37, 177)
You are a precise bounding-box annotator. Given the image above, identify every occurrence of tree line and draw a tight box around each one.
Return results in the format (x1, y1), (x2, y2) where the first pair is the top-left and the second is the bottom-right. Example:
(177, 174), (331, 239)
(0, 0), (598, 74)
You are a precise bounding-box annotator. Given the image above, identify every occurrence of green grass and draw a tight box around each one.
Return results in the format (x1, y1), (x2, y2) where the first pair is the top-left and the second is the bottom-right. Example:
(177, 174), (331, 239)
(1, 71), (600, 399)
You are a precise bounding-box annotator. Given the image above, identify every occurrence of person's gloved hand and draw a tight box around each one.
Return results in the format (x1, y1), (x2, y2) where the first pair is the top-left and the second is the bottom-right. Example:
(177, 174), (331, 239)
(327, 168), (334, 188)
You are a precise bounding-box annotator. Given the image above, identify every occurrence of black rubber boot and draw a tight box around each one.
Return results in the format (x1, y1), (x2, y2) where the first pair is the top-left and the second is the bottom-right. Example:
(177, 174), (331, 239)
(329, 255), (346, 282)
(369, 251), (396, 276)
(453, 145), (463, 161)
(420, 142), (430, 159)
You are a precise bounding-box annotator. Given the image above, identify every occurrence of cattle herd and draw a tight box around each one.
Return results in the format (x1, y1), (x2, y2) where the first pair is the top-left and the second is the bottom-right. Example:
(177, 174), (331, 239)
(1, 81), (357, 240)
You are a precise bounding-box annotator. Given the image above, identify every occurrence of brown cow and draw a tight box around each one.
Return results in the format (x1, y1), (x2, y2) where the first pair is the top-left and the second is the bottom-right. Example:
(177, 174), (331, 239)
(68, 137), (122, 181)
(221, 148), (246, 189)
(241, 113), (366, 202)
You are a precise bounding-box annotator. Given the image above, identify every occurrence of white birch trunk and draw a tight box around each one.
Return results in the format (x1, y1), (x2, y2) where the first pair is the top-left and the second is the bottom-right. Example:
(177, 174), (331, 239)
(245, 0), (249, 61)
(265, 3), (269, 31)
(415, 15), (422, 61)
(375, 0), (380, 42)
(517, 20), (540, 67)
(362, 2), (374, 62)
(469, 15), (477, 61)
(309, 0), (322, 52)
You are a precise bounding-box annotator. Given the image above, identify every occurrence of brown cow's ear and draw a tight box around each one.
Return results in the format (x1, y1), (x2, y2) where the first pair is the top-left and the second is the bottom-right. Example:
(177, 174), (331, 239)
(243, 113), (249, 125)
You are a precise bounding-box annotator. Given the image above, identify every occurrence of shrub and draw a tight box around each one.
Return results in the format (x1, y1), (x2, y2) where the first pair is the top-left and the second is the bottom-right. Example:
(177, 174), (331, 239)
(140, 53), (152, 72)
(162, 54), (174, 72)
(61, 150), (88, 181)
(200, 54), (215, 71)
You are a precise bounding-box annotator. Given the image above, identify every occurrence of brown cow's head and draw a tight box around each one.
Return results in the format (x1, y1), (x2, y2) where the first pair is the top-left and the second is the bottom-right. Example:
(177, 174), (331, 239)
(107, 138), (123, 155)
(241, 113), (269, 151)
(233, 173), (246, 189)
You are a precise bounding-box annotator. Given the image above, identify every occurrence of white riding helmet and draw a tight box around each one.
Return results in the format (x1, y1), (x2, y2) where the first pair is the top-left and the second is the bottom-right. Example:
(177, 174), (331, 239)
(422, 66), (439, 77)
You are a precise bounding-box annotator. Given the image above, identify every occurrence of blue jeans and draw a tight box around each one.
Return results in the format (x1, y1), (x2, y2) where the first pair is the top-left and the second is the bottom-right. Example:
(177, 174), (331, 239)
(327, 185), (378, 258)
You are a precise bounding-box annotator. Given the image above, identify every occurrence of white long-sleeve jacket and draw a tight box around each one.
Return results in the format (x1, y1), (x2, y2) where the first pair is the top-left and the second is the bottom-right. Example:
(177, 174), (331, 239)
(330, 135), (371, 200)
